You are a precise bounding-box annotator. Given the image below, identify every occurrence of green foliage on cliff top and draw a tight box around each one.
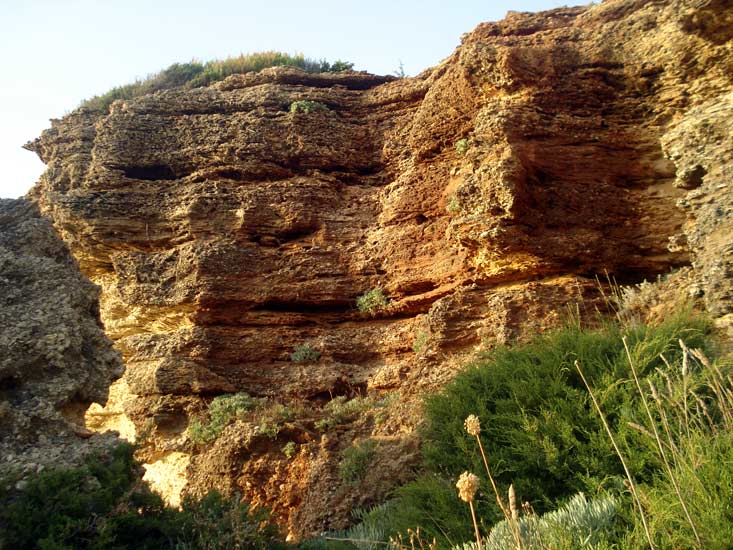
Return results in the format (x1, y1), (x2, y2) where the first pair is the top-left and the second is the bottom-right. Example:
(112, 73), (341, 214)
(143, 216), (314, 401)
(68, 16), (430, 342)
(82, 51), (354, 112)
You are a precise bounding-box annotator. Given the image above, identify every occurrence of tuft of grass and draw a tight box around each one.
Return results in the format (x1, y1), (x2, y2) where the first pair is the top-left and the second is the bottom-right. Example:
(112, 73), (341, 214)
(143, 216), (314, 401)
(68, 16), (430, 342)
(257, 402), (295, 440)
(290, 100), (330, 114)
(291, 343), (322, 363)
(188, 392), (262, 444)
(314, 394), (391, 431)
(413, 331), (430, 354)
(81, 52), (353, 111)
(356, 288), (389, 314)
(340, 439), (377, 484)
(446, 195), (461, 213)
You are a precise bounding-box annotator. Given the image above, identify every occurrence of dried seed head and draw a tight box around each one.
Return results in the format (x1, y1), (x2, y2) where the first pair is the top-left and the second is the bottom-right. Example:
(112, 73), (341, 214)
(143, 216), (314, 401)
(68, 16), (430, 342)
(464, 414), (481, 436)
(508, 484), (518, 520)
(456, 471), (480, 502)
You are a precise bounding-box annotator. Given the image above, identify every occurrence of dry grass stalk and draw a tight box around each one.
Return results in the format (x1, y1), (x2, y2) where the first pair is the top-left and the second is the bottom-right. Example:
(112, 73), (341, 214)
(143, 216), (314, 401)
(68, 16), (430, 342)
(686, 343), (733, 429)
(464, 416), (509, 518)
(389, 529), (437, 550)
(508, 484), (523, 550)
(648, 379), (682, 458)
(574, 359), (655, 550)
(623, 337), (701, 546)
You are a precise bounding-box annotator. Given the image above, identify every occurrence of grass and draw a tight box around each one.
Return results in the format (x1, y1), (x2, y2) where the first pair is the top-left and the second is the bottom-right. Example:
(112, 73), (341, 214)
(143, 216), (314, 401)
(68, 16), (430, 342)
(446, 196), (460, 213)
(314, 394), (392, 431)
(340, 439), (378, 484)
(188, 393), (295, 443)
(413, 331), (430, 354)
(290, 100), (330, 114)
(188, 392), (262, 444)
(81, 51), (354, 111)
(291, 343), (322, 363)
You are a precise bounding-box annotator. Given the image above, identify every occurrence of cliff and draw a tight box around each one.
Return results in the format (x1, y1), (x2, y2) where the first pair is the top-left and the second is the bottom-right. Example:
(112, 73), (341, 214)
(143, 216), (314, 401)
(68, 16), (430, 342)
(24, 0), (733, 537)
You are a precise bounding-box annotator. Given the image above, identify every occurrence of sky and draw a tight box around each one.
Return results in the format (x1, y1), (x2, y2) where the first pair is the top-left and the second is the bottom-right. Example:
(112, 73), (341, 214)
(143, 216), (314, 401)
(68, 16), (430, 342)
(0, 0), (585, 199)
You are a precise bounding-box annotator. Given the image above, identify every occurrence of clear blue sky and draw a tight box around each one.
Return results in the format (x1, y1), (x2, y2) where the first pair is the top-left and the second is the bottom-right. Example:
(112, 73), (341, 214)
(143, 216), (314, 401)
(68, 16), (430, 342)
(0, 0), (584, 199)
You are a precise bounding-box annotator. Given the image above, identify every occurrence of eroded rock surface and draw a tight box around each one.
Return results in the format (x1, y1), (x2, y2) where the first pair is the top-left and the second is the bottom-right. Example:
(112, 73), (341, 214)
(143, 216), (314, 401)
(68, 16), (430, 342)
(0, 199), (123, 476)
(25, 0), (733, 537)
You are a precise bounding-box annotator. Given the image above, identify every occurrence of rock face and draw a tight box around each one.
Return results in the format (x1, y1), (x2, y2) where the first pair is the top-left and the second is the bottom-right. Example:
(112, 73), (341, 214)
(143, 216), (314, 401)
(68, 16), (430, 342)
(0, 199), (123, 474)
(25, 0), (733, 537)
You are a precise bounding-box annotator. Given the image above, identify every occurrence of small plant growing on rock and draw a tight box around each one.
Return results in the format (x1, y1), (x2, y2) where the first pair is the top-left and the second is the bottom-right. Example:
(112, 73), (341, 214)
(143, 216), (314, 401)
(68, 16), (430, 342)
(446, 195), (461, 213)
(357, 288), (388, 313)
(290, 343), (321, 363)
(282, 441), (297, 459)
(340, 439), (377, 484)
(257, 402), (295, 440)
(314, 394), (392, 431)
(455, 138), (469, 155)
(290, 100), (329, 114)
(189, 392), (261, 444)
(412, 331), (430, 354)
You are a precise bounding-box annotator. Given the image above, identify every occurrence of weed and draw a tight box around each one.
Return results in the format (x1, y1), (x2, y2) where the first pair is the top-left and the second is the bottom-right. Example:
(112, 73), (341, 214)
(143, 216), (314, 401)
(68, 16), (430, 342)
(314, 395), (391, 431)
(413, 331), (430, 354)
(291, 343), (322, 363)
(290, 100), (329, 114)
(257, 402), (295, 440)
(282, 441), (297, 459)
(189, 392), (262, 444)
(394, 60), (407, 78)
(356, 288), (388, 314)
(455, 139), (469, 155)
(446, 195), (461, 213)
(340, 439), (377, 484)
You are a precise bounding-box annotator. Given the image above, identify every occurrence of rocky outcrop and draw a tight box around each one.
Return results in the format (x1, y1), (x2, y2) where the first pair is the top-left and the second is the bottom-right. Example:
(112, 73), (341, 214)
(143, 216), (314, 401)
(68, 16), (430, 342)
(0, 199), (122, 476)
(24, 0), (733, 537)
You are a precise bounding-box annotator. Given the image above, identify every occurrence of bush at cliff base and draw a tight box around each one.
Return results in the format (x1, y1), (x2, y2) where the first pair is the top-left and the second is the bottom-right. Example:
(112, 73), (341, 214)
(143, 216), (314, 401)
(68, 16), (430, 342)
(310, 311), (733, 549)
(0, 443), (287, 549)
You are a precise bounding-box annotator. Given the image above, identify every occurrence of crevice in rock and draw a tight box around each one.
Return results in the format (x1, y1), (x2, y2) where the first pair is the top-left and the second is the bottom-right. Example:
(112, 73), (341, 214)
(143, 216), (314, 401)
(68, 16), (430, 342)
(117, 164), (180, 181)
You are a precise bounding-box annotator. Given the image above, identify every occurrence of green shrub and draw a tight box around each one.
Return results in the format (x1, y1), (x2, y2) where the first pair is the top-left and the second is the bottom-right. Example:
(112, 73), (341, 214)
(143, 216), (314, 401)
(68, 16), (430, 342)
(455, 139), (469, 155)
(290, 100), (329, 114)
(0, 443), (286, 549)
(291, 343), (322, 363)
(366, 314), (711, 547)
(82, 52), (353, 111)
(189, 392), (261, 444)
(340, 439), (377, 484)
(175, 491), (286, 550)
(459, 493), (618, 550)
(356, 288), (388, 314)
